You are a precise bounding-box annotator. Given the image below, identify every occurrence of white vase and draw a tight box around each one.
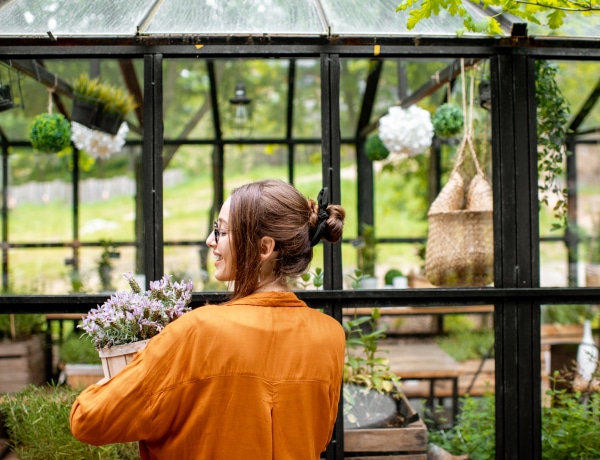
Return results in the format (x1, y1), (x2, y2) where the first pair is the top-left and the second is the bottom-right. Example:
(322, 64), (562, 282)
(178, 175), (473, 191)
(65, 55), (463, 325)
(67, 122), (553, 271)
(577, 320), (598, 382)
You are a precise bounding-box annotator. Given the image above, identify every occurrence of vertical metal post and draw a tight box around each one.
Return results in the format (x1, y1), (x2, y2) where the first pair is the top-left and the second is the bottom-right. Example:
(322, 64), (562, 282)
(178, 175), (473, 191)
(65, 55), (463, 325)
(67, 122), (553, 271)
(142, 54), (164, 285)
(321, 52), (343, 460)
(491, 53), (541, 460)
(356, 60), (382, 234)
(286, 59), (296, 185)
(566, 135), (578, 286)
(1, 134), (8, 291)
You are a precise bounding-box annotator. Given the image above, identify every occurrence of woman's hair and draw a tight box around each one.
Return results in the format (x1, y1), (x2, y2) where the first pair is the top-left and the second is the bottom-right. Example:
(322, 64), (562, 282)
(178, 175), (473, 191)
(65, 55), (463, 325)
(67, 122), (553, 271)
(228, 179), (345, 300)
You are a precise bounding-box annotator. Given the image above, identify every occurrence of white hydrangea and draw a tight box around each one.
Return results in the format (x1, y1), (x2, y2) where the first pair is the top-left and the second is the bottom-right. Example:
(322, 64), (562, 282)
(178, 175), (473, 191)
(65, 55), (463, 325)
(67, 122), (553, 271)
(71, 121), (129, 159)
(378, 105), (434, 159)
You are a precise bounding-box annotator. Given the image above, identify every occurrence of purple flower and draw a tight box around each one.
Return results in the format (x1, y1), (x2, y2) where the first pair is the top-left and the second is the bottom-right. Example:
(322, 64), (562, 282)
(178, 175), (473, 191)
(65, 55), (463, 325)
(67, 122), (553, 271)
(79, 272), (193, 349)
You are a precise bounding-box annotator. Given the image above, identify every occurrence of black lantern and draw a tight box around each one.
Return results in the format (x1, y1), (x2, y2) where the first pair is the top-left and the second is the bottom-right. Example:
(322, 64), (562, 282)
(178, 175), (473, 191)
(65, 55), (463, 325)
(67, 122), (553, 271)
(0, 63), (24, 112)
(478, 80), (491, 111)
(229, 82), (252, 137)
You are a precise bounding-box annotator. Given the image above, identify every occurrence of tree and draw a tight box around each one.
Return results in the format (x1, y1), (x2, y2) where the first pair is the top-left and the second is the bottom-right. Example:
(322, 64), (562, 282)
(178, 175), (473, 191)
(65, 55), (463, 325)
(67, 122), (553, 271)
(396, 0), (600, 35)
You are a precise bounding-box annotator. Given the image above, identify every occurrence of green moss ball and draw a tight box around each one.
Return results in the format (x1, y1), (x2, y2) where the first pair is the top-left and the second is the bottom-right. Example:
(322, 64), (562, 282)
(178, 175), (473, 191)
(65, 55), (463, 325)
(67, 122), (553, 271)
(28, 113), (72, 153)
(365, 135), (390, 162)
(432, 103), (464, 138)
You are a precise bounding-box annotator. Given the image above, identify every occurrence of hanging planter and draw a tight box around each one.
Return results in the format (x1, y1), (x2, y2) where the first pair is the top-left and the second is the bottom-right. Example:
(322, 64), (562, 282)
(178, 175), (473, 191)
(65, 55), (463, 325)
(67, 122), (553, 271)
(364, 134), (390, 162)
(28, 113), (72, 153)
(432, 103), (464, 138)
(71, 74), (137, 135)
(378, 105), (433, 160)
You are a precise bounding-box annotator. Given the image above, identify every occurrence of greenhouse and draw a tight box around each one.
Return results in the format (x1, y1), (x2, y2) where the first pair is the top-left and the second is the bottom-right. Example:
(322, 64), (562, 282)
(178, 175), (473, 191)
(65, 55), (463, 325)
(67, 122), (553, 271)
(0, 0), (599, 459)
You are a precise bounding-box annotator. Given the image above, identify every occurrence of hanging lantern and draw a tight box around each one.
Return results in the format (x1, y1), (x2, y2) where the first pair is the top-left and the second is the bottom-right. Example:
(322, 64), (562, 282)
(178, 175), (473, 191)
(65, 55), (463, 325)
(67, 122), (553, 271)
(229, 81), (252, 138)
(0, 62), (24, 112)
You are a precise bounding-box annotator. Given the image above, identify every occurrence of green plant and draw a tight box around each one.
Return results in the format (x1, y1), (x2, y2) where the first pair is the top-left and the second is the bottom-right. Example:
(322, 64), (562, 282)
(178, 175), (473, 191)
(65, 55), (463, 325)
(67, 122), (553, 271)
(343, 308), (402, 427)
(294, 267), (324, 289)
(437, 329), (494, 362)
(428, 391), (496, 459)
(384, 268), (404, 286)
(541, 372), (600, 459)
(357, 223), (376, 278)
(365, 135), (390, 162)
(27, 113), (72, 153)
(0, 314), (45, 341)
(59, 332), (101, 364)
(541, 304), (597, 325)
(432, 103), (464, 138)
(98, 239), (118, 291)
(0, 384), (138, 460)
(535, 60), (571, 231)
(72, 73), (137, 118)
(72, 73), (102, 100)
(347, 268), (370, 289)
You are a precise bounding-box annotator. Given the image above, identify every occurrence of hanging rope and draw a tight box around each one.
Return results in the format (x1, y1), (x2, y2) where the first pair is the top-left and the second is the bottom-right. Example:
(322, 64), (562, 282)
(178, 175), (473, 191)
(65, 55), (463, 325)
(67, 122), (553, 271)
(451, 58), (484, 178)
(47, 74), (58, 114)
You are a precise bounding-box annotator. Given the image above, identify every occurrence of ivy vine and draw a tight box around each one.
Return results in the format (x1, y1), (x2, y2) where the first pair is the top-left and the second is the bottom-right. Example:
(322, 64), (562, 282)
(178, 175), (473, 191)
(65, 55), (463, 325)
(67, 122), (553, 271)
(535, 60), (571, 231)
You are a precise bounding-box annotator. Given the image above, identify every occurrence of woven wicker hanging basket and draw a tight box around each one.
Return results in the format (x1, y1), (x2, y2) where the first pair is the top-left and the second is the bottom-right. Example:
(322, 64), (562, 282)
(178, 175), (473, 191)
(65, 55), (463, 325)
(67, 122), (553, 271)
(425, 63), (494, 287)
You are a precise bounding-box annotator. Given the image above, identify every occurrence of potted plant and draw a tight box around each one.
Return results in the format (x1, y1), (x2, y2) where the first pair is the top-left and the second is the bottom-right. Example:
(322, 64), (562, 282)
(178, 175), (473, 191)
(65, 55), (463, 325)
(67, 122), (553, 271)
(384, 268), (407, 289)
(58, 331), (103, 389)
(97, 239), (120, 292)
(355, 223), (378, 289)
(71, 73), (102, 128)
(71, 73), (137, 135)
(0, 314), (47, 393)
(343, 308), (428, 457)
(0, 384), (139, 459)
(79, 273), (193, 379)
(27, 113), (72, 153)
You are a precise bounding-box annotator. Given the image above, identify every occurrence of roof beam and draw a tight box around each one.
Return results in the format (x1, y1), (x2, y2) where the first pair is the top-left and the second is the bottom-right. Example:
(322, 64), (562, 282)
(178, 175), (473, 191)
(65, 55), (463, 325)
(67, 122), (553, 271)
(568, 76), (600, 133)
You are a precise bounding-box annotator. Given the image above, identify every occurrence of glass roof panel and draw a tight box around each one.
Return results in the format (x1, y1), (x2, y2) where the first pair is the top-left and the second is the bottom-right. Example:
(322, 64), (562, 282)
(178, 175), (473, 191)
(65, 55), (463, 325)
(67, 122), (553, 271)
(0, 0), (156, 36)
(528, 13), (600, 38)
(321, 0), (493, 36)
(145, 0), (326, 35)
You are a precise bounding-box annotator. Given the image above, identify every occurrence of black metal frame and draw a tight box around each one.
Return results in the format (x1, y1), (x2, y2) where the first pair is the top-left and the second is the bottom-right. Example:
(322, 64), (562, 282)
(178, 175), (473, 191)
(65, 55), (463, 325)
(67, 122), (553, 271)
(0, 35), (599, 460)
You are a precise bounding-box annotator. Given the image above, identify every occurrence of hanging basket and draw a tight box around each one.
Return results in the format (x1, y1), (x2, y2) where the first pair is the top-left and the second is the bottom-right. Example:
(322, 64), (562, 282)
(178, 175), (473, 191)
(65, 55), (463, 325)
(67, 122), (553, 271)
(425, 63), (493, 287)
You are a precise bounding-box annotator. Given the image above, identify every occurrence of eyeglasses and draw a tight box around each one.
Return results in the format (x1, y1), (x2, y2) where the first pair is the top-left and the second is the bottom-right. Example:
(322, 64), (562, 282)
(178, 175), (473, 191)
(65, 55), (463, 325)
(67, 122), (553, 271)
(213, 221), (225, 243)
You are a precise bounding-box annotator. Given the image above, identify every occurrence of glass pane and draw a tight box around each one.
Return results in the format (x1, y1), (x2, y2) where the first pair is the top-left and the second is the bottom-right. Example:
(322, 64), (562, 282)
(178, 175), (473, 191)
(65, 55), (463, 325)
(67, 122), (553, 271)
(146, 0), (325, 35)
(322, 0), (491, 36)
(343, 305), (495, 456)
(0, 0), (155, 36)
(538, 59), (600, 287)
(341, 57), (493, 289)
(529, 14), (600, 38)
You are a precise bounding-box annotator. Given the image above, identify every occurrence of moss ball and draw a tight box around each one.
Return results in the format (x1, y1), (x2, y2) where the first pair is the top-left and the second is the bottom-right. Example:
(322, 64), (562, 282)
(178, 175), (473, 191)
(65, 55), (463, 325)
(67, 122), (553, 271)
(28, 113), (72, 153)
(365, 135), (390, 162)
(432, 103), (464, 138)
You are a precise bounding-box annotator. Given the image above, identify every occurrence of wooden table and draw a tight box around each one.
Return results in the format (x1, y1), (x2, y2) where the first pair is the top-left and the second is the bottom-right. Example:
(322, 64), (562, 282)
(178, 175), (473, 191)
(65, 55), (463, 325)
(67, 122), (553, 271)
(382, 341), (460, 423)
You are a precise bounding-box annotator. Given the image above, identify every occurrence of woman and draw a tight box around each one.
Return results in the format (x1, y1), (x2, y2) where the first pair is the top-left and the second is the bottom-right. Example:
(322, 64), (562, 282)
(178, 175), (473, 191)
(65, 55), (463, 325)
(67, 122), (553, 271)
(70, 179), (347, 460)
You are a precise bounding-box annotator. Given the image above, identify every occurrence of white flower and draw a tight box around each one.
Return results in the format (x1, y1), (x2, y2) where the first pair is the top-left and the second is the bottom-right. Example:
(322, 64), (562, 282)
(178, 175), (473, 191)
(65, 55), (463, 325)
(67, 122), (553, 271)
(378, 106), (434, 159)
(71, 121), (129, 159)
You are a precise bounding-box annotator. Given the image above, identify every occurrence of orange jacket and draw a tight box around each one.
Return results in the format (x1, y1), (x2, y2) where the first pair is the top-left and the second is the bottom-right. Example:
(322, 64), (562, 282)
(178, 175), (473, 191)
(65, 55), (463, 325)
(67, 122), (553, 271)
(70, 292), (345, 460)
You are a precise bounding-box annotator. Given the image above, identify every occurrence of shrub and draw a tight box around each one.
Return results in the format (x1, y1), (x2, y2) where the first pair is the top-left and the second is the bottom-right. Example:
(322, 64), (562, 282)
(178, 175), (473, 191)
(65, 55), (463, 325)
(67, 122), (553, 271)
(0, 384), (139, 460)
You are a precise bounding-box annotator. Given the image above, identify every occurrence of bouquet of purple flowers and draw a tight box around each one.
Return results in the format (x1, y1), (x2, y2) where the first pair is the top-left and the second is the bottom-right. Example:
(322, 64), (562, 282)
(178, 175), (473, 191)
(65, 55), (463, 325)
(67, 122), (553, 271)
(80, 273), (193, 349)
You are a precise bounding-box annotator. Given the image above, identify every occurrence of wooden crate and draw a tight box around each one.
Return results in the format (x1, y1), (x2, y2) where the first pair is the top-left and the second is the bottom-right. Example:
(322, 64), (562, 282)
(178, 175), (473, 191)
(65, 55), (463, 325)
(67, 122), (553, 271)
(344, 394), (428, 459)
(0, 335), (46, 393)
(64, 364), (103, 388)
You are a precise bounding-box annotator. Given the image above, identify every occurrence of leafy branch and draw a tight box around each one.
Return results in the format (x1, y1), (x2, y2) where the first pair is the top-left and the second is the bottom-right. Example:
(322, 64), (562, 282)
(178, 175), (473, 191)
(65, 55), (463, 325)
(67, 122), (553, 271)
(535, 60), (571, 230)
(396, 0), (599, 35)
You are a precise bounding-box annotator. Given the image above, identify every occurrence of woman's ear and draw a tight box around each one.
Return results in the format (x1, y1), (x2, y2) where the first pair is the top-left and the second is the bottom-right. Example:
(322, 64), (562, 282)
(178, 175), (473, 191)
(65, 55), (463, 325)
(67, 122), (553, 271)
(259, 236), (277, 261)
